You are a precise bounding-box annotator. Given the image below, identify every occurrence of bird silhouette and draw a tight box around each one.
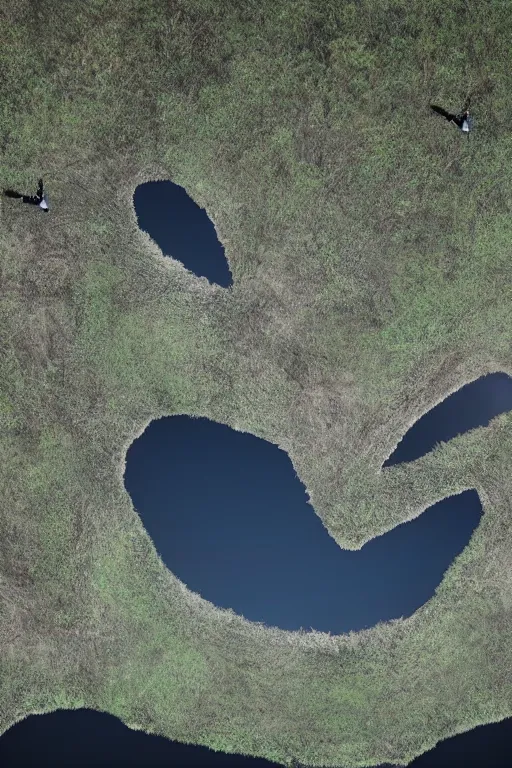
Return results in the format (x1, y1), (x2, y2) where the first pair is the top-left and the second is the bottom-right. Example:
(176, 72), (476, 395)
(430, 97), (472, 132)
(3, 178), (49, 211)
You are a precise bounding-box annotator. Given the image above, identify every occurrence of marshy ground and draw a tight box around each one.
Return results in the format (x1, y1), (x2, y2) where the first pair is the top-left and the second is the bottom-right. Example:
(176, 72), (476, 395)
(0, 2), (512, 767)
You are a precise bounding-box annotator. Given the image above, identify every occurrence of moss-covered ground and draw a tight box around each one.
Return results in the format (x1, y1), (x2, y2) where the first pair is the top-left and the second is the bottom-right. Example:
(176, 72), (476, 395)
(0, 1), (511, 765)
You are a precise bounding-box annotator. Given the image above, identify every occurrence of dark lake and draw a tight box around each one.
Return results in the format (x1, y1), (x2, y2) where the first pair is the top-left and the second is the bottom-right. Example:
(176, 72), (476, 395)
(124, 415), (481, 634)
(109, 370), (511, 765)
(1, 709), (511, 767)
(384, 372), (512, 467)
(133, 180), (233, 288)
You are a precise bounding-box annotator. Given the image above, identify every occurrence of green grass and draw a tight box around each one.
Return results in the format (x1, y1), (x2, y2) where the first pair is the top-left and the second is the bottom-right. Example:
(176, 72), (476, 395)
(1, 0), (512, 765)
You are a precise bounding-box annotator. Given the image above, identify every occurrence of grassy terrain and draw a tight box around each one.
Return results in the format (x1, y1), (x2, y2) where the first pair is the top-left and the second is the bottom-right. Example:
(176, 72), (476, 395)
(0, 0), (511, 765)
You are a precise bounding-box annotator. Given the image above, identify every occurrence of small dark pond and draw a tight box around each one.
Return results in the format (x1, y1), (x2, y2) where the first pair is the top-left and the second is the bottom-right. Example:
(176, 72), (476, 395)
(124, 414), (482, 635)
(133, 180), (233, 288)
(384, 372), (512, 467)
(1, 709), (510, 767)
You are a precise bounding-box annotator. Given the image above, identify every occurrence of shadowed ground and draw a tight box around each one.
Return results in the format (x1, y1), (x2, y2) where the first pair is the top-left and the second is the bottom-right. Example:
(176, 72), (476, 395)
(0, 1), (511, 767)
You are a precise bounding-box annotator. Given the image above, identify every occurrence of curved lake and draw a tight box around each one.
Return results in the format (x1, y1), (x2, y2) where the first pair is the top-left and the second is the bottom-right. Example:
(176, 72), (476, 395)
(133, 180), (233, 288)
(384, 372), (512, 467)
(1, 709), (510, 767)
(124, 415), (482, 635)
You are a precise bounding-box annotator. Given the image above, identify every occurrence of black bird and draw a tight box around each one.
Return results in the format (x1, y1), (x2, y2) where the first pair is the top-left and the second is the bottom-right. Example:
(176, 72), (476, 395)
(430, 99), (473, 133)
(3, 178), (49, 211)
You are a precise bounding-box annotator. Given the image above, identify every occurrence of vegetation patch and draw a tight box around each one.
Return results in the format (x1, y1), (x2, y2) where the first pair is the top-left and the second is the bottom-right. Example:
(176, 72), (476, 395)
(1, 1), (511, 765)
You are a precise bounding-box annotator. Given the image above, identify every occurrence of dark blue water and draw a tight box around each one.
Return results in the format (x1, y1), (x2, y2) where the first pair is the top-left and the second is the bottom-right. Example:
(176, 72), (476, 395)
(133, 180), (233, 288)
(0, 709), (278, 767)
(124, 415), (482, 634)
(384, 372), (512, 467)
(1, 709), (510, 767)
